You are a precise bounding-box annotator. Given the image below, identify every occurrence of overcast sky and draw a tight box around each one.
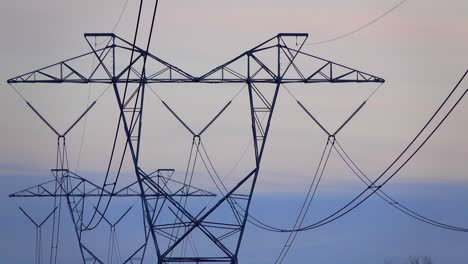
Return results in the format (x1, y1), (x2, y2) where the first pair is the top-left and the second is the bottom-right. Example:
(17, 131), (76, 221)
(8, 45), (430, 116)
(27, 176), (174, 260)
(0, 0), (467, 263)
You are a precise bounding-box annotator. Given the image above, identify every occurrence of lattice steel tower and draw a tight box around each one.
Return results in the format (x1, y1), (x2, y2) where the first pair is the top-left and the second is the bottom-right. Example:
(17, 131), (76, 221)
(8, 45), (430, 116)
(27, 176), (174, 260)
(8, 32), (383, 264)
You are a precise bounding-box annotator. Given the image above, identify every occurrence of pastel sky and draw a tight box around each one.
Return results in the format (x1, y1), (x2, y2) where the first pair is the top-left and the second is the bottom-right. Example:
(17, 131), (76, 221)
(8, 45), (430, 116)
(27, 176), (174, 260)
(0, 0), (467, 263)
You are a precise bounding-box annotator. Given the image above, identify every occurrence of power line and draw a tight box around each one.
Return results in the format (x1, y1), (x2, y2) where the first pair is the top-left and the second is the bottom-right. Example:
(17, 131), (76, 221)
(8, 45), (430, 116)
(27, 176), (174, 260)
(111, 0), (131, 33)
(306, 0), (409, 45)
(296, 70), (468, 232)
(243, 71), (468, 233)
(275, 138), (334, 264)
(333, 139), (468, 232)
(81, 0), (148, 231)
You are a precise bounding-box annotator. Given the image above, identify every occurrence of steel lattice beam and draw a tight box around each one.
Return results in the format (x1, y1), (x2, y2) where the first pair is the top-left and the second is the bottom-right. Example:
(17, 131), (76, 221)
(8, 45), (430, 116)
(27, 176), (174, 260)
(8, 33), (384, 85)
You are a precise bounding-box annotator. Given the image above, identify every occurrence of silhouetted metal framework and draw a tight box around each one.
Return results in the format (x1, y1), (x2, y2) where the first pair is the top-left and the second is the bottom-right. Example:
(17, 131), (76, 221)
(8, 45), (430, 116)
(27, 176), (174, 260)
(9, 32), (384, 264)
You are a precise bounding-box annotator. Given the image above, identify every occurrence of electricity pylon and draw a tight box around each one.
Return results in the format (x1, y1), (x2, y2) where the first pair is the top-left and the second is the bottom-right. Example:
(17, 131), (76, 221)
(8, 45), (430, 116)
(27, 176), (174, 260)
(9, 32), (384, 264)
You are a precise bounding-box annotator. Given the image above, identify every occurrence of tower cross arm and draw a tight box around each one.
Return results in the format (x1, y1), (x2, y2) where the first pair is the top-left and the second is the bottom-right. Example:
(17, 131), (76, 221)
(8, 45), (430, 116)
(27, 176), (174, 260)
(196, 33), (384, 84)
(7, 33), (195, 84)
(8, 33), (384, 85)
